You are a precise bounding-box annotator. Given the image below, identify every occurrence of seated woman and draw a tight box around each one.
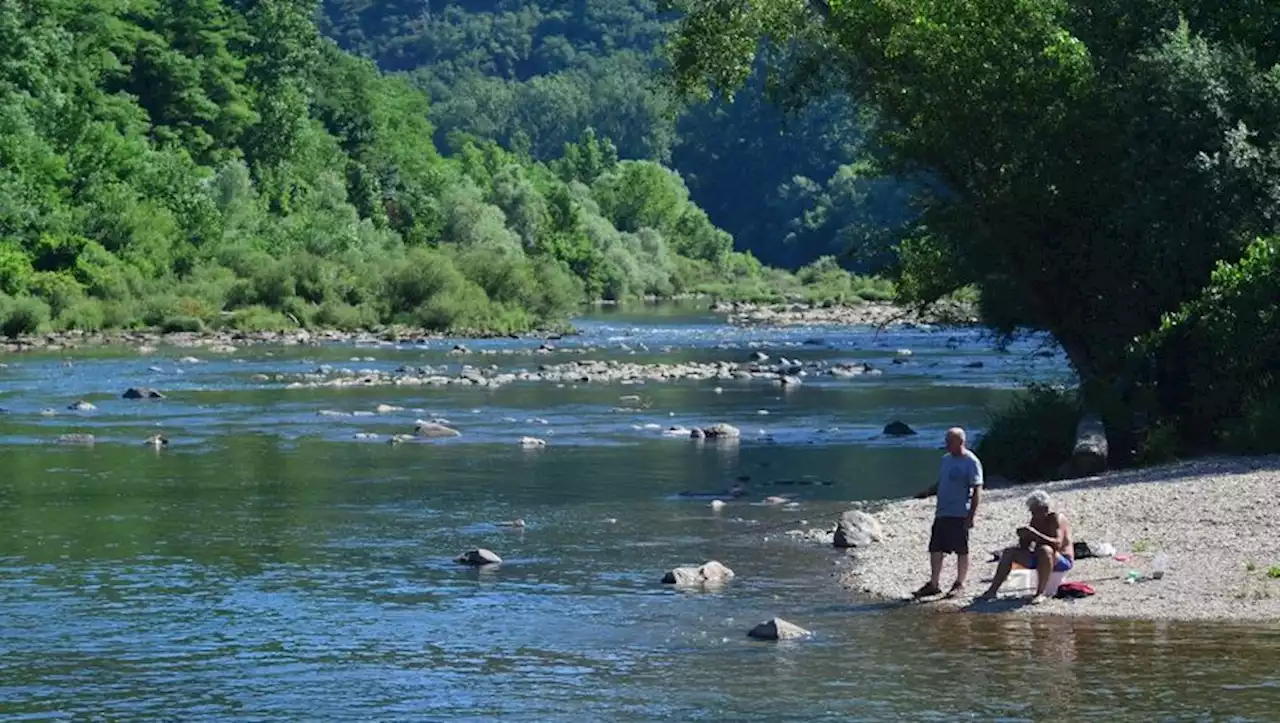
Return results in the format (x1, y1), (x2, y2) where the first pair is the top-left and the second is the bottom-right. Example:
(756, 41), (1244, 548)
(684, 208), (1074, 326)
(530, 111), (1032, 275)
(976, 490), (1073, 605)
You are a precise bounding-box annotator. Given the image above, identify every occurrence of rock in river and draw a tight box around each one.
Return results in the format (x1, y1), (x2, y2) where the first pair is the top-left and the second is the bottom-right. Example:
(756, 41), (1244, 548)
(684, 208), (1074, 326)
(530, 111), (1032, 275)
(661, 560), (735, 586)
(123, 387), (165, 399)
(882, 420), (917, 437)
(747, 617), (812, 641)
(698, 423), (740, 440)
(456, 548), (502, 566)
(415, 421), (461, 438)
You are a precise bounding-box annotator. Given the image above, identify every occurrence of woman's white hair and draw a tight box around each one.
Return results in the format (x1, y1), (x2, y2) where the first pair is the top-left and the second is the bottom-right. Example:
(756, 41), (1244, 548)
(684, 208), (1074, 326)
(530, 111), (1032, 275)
(1026, 490), (1053, 511)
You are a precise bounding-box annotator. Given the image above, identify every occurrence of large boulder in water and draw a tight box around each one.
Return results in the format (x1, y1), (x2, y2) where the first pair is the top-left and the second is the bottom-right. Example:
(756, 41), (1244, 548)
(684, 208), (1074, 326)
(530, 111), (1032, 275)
(833, 510), (884, 549)
(456, 548), (502, 566)
(747, 617), (811, 641)
(882, 420), (917, 437)
(415, 421), (461, 438)
(123, 387), (165, 399)
(700, 423), (740, 440)
(662, 560), (735, 586)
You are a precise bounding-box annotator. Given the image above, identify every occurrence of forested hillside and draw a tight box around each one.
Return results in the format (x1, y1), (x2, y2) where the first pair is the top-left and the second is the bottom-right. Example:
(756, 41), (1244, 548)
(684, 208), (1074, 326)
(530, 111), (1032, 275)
(318, 0), (914, 271)
(0, 0), (882, 338)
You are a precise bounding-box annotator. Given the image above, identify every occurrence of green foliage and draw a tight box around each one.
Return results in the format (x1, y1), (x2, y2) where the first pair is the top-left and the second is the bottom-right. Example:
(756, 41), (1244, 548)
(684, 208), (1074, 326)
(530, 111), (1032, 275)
(1136, 237), (1280, 455)
(0, 0), (865, 337)
(667, 0), (1280, 466)
(318, 0), (913, 273)
(0, 295), (51, 338)
(976, 385), (1082, 483)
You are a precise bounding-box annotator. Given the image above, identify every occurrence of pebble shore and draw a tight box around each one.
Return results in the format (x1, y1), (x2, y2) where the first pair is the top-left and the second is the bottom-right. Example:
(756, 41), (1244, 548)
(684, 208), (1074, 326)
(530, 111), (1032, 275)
(839, 457), (1280, 622)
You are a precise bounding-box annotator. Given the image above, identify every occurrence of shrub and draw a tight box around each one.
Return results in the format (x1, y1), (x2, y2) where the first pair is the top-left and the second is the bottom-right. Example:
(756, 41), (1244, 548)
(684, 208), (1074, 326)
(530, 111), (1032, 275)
(1136, 236), (1280, 453)
(314, 300), (379, 331)
(976, 384), (1082, 483)
(0, 296), (51, 338)
(55, 298), (107, 331)
(226, 305), (295, 332)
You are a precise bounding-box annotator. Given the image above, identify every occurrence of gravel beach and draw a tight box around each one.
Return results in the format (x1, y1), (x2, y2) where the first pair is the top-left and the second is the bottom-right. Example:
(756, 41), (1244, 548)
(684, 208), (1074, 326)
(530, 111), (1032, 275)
(840, 457), (1280, 622)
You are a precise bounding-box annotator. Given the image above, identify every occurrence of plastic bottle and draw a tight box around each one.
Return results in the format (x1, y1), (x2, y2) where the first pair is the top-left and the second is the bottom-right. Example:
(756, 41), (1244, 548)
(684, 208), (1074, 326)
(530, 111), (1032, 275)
(1152, 552), (1168, 580)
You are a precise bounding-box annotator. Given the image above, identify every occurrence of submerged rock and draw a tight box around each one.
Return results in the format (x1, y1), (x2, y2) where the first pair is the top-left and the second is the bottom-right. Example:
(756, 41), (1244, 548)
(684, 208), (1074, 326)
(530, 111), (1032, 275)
(144, 433), (168, 448)
(123, 387), (165, 399)
(414, 421), (461, 438)
(456, 548), (502, 566)
(747, 617), (811, 641)
(661, 560), (735, 586)
(519, 436), (546, 448)
(68, 400), (96, 412)
(882, 420), (917, 437)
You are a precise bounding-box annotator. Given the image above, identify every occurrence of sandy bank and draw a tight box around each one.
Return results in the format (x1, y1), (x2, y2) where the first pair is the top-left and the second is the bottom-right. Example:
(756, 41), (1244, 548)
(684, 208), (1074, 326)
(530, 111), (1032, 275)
(841, 457), (1280, 622)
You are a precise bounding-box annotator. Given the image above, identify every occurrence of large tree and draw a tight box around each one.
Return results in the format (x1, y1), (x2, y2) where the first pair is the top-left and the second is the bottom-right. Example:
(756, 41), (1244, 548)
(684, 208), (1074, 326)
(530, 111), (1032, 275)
(664, 0), (1280, 458)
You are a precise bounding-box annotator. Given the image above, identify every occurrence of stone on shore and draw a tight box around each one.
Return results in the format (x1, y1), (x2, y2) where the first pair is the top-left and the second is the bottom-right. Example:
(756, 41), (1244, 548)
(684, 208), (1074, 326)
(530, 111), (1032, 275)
(1068, 414), (1109, 477)
(662, 560), (735, 586)
(833, 510), (884, 548)
(747, 618), (811, 641)
(415, 421), (461, 438)
(123, 387), (165, 399)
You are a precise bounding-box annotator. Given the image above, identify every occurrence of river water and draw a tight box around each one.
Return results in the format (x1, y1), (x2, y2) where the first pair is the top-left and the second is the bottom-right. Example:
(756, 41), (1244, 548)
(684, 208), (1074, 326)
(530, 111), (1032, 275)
(1, 308), (1277, 721)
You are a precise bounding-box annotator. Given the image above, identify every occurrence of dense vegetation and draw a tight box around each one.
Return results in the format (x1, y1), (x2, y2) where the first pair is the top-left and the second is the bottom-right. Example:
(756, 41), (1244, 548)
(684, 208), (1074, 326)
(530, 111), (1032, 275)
(317, 0), (915, 271)
(666, 0), (1280, 462)
(0, 0), (887, 339)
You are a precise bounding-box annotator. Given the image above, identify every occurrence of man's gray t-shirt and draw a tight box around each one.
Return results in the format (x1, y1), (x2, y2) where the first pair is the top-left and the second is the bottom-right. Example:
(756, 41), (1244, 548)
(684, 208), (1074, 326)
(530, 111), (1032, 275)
(936, 449), (984, 518)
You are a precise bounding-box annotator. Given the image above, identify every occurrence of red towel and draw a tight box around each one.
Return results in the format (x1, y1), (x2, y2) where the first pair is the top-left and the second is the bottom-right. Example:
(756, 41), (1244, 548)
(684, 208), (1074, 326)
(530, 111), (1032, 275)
(1055, 581), (1095, 598)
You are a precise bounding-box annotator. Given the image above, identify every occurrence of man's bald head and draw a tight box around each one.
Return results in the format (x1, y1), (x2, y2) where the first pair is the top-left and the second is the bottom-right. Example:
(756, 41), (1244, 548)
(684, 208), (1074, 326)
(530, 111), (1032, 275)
(945, 427), (966, 455)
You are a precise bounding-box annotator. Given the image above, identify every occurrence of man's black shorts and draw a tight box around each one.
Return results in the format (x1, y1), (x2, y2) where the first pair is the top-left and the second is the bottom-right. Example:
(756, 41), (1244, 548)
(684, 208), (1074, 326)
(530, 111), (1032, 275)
(928, 516), (969, 555)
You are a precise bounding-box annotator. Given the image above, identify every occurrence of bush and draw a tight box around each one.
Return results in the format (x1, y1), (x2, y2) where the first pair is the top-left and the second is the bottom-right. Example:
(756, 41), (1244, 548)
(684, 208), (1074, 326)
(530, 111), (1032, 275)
(226, 305), (295, 332)
(975, 384), (1082, 483)
(161, 316), (206, 333)
(0, 296), (51, 338)
(1136, 236), (1280, 453)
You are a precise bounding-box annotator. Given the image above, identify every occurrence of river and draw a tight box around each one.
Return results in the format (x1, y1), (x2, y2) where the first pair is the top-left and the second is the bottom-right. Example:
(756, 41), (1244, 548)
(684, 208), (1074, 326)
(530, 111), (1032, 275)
(1, 307), (1277, 721)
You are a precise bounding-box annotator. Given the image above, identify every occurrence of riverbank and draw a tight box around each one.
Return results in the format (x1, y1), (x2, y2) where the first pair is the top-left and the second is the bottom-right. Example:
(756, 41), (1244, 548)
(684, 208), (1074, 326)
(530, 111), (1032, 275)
(712, 299), (979, 327)
(0, 299), (973, 355)
(0, 326), (574, 355)
(840, 457), (1280, 622)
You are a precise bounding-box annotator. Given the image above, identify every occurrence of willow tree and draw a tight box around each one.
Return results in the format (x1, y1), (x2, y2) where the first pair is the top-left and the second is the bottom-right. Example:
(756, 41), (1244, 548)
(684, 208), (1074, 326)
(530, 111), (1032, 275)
(663, 0), (1280, 460)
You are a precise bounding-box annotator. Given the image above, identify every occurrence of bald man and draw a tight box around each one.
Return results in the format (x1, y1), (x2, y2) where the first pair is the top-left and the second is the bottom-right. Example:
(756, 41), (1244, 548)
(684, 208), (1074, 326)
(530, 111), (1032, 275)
(913, 427), (984, 599)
